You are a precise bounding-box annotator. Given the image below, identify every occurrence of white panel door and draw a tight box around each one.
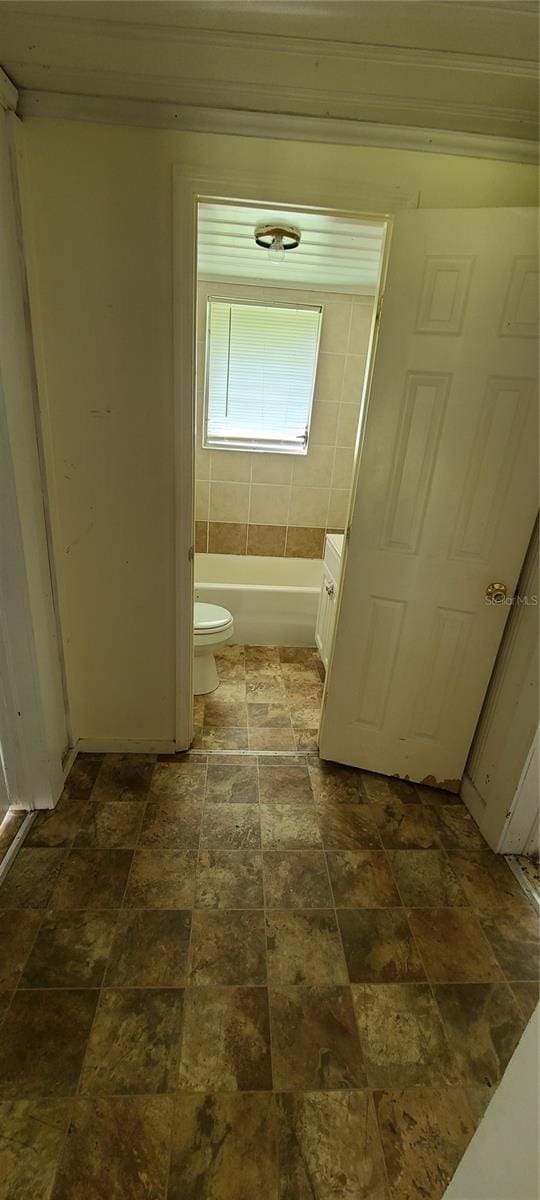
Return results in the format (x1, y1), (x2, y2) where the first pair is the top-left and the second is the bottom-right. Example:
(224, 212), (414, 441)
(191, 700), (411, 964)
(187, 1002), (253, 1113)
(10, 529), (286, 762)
(319, 208), (538, 789)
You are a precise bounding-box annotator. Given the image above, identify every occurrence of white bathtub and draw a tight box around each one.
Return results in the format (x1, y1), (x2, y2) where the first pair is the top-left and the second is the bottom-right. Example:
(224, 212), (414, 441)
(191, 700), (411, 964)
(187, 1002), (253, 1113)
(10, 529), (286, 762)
(194, 553), (323, 645)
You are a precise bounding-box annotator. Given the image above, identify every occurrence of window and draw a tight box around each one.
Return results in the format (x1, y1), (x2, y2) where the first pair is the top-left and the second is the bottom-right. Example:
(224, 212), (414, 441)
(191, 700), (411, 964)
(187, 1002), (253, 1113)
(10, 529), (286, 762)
(203, 298), (322, 453)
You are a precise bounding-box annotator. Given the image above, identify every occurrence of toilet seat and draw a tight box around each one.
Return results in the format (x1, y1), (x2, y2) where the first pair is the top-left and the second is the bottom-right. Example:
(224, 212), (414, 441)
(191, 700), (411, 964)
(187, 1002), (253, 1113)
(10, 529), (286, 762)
(194, 602), (234, 635)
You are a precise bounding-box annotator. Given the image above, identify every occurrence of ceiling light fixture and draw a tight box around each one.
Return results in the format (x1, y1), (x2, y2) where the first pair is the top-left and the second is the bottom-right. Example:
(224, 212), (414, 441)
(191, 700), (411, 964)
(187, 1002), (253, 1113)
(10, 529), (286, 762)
(255, 223), (301, 263)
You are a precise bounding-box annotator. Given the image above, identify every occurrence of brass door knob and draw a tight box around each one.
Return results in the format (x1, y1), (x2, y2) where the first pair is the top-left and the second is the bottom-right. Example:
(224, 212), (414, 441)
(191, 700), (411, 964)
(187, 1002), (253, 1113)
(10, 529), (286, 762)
(485, 582), (508, 603)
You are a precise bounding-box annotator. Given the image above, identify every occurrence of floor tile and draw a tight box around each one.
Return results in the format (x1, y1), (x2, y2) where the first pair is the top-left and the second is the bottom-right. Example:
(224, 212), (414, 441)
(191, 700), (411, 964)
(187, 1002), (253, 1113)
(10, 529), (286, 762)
(448, 848), (533, 914)
(189, 910), (266, 985)
(248, 728), (296, 751)
(247, 702), (292, 727)
(169, 1093), (278, 1200)
(361, 773), (418, 803)
(179, 987), (272, 1091)
(388, 850), (468, 907)
(433, 982), (525, 1087)
(25, 798), (87, 848)
(316, 803), (380, 849)
(327, 850), (401, 907)
(62, 753), (103, 800)
(21, 909), (117, 988)
(0, 849), (65, 908)
(266, 910), (347, 985)
(204, 697), (249, 727)
(0, 991), (12, 1025)
(73, 800), (145, 848)
(277, 1091), (388, 1200)
(194, 727), (250, 751)
(148, 762), (206, 802)
(408, 909), (503, 982)
(245, 646), (281, 669)
(270, 985), (366, 1090)
(288, 702), (321, 729)
(50, 849), (133, 909)
(480, 907), (539, 981)
(308, 762), (366, 804)
(0, 1099), (72, 1200)
(261, 804), (321, 850)
(138, 799), (202, 848)
(294, 729), (319, 751)
(104, 909), (191, 986)
(0, 989), (98, 1098)
(352, 983), (457, 1088)
(0, 909), (43, 988)
(415, 783), (463, 806)
(206, 763), (259, 804)
(50, 1096), (172, 1200)
(258, 762), (313, 804)
(246, 677), (288, 704)
(195, 850), (264, 909)
(338, 909), (425, 983)
(91, 754), (154, 802)
(201, 804), (261, 849)
(374, 1087), (475, 1200)
(435, 806), (488, 850)
(79, 987), (184, 1095)
(371, 801), (441, 849)
(123, 849), (197, 907)
(510, 981), (539, 1023)
(263, 850), (332, 908)
(278, 647), (319, 664)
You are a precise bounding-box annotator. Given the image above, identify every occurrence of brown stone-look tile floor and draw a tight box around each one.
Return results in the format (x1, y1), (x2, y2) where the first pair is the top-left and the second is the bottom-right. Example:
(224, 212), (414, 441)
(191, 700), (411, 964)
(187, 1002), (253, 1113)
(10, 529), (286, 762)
(0, 696), (538, 1197)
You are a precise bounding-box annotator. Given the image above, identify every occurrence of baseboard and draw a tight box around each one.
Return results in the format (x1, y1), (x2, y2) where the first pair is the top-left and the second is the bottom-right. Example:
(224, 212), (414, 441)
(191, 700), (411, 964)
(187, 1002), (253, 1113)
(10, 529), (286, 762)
(76, 737), (177, 754)
(460, 772), (490, 830)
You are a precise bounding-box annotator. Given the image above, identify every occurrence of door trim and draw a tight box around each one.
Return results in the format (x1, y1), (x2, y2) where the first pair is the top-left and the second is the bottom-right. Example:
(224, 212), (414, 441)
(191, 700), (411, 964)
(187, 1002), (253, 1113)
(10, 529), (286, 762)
(172, 163), (415, 748)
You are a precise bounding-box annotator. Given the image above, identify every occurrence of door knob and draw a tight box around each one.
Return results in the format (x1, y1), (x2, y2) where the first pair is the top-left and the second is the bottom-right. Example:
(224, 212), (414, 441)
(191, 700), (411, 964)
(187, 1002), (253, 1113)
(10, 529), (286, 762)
(485, 582), (507, 603)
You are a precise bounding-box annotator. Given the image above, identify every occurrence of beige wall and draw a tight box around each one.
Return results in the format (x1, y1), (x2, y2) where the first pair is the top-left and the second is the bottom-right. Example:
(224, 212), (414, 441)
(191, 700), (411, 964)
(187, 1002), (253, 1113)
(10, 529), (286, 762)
(17, 116), (538, 746)
(196, 280), (373, 558)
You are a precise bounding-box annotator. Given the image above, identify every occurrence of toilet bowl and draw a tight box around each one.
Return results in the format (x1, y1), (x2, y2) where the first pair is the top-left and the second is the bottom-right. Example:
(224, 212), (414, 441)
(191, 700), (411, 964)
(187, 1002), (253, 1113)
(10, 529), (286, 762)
(193, 601), (234, 695)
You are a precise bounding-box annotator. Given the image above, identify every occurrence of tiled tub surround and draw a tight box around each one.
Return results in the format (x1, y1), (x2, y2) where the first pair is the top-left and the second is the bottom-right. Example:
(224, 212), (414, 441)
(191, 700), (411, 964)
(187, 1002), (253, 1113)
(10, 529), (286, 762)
(195, 281), (373, 558)
(0, 746), (538, 1200)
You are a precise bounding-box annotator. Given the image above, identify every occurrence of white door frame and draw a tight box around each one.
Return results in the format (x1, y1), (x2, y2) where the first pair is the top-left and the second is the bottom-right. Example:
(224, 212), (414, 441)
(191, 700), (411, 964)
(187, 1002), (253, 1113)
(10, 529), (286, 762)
(172, 162), (418, 748)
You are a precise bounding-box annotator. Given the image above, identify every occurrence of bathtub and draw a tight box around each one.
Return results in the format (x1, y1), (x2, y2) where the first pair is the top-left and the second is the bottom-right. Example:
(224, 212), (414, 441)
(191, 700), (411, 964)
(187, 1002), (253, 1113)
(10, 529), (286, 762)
(194, 553), (323, 645)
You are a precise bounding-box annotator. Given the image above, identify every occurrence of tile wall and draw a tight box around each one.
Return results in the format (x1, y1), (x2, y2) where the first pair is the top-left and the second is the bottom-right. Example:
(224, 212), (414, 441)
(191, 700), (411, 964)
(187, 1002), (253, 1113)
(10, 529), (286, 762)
(195, 281), (373, 558)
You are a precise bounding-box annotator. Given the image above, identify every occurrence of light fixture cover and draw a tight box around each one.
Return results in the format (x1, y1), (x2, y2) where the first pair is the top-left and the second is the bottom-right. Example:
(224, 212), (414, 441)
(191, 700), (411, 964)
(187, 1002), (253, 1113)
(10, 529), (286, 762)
(254, 223), (301, 253)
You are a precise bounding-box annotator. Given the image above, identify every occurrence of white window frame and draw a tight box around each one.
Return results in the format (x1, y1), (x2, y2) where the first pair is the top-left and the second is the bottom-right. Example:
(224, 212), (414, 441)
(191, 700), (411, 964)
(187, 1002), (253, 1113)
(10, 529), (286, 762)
(202, 296), (323, 455)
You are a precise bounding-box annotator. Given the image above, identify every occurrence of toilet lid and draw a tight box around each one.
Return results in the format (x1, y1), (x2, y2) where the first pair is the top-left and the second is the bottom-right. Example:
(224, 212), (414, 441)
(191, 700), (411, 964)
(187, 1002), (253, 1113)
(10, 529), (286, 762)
(194, 602), (232, 632)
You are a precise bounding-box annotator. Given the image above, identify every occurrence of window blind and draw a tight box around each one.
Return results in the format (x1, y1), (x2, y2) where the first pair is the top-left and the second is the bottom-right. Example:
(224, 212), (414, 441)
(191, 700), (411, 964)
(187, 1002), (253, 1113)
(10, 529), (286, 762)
(204, 299), (322, 453)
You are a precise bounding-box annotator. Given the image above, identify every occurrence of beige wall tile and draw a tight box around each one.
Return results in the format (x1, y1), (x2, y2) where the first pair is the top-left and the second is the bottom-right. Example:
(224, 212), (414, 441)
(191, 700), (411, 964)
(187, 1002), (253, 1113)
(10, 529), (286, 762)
(195, 479), (209, 521)
(327, 489), (350, 529)
(319, 301), (352, 355)
(211, 450), (252, 482)
(249, 484), (290, 525)
(289, 487), (330, 528)
(251, 454), (293, 486)
(342, 355), (368, 406)
(348, 300), (374, 354)
(195, 521), (208, 552)
(247, 525), (287, 557)
(310, 402), (339, 446)
(285, 527), (325, 559)
(209, 481), (250, 523)
(336, 404), (360, 448)
(208, 522), (247, 554)
(292, 444), (334, 487)
(314, 352), (345, 404)
(195, 446), (211, 481)
(332, 447), (355, 489)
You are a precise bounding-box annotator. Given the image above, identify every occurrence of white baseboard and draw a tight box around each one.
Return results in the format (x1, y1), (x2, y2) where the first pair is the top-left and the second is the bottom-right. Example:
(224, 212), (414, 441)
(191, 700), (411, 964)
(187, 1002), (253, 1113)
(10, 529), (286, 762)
(76, 737), (177, 755)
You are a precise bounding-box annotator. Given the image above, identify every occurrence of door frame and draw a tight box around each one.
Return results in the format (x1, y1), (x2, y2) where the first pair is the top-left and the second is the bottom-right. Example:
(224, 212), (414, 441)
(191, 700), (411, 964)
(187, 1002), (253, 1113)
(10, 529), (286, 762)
(172, 163), (418, 747)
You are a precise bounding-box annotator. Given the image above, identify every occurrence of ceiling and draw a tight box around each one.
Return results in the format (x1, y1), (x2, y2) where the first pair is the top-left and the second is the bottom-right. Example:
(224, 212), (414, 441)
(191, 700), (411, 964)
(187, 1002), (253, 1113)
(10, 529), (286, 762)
(0, 1), (537, 159)
(197, 203), (386, 295)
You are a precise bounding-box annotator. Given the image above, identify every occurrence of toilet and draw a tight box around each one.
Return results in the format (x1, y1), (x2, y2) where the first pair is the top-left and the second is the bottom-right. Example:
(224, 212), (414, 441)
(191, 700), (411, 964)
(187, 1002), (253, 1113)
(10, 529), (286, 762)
(193, 601), (234, 695)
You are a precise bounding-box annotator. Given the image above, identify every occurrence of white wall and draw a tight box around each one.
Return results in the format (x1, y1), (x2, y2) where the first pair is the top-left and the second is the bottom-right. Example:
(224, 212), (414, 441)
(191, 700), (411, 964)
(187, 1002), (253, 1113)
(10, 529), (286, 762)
(17, 117), (538, 747)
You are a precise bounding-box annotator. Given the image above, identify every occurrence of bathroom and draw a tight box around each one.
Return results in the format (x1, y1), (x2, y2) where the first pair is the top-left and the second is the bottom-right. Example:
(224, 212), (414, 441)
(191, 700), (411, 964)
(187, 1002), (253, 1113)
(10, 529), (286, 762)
(192, 201), (386, 749)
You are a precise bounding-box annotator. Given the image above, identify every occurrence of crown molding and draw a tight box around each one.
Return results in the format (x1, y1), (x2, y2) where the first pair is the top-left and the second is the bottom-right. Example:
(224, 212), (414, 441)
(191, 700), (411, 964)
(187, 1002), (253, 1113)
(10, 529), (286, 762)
(17, 90), (539, 165)
(0, 66), (17, 112)
(2, 10), (537, 79)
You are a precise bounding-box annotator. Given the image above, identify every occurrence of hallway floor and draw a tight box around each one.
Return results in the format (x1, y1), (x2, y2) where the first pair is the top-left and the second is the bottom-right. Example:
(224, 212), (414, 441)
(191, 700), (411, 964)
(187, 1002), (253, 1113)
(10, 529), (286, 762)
(0, 736), (538, 1197)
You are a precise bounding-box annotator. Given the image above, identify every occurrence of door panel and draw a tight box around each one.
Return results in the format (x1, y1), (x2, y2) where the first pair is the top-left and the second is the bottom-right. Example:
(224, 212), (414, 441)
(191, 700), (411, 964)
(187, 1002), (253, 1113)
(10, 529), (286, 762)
(319, 208), (538, 787)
